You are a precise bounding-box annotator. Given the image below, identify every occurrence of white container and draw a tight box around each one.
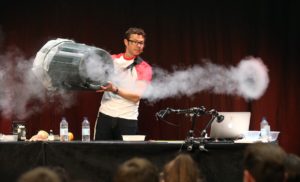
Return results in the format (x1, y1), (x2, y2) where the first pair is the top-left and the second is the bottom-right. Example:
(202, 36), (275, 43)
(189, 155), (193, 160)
(122, 135), (146, 141)
(1, 135), (18, 142)
(243, 131), (260, 140)
(243, 130), (280, 142)
(269, 131), (280, 141)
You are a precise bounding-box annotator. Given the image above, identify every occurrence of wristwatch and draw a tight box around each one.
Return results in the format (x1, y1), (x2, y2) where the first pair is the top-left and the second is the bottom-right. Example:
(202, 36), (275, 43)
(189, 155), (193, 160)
(113, 87), (119, 94)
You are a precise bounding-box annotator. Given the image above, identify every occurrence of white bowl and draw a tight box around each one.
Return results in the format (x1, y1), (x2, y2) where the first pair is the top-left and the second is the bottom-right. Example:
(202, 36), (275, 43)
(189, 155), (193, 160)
(243, 131), (280, 141)
(243, 131), (260, 140)
(122, 135), (145, 141)
(270, 131), (280, 141)
(1, 135), (18, 141)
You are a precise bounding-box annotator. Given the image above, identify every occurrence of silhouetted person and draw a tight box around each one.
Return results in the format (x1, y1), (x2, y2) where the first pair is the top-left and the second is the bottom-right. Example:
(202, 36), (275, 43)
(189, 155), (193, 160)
(243, 143), (286, 182)
(48, 166), (70, 182)
(284, 153), (300, 182)
(18, 167), (61, 182)
(114, 157), (159, 182)
(161, 153), (204, 182)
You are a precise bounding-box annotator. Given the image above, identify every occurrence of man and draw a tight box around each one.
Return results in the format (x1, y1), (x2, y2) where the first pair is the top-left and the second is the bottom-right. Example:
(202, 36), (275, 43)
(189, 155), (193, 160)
(94, 27), (152, 140)
(243, 143), (286, 182)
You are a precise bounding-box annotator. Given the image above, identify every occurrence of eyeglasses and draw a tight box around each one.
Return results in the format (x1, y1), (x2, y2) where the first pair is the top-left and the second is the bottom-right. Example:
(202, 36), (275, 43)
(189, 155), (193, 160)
(127, 39), (145, 47)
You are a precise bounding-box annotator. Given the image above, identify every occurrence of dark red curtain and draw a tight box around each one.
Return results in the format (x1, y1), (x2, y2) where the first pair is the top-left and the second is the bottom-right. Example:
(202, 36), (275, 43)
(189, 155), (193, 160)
(0, 0), (299, 155)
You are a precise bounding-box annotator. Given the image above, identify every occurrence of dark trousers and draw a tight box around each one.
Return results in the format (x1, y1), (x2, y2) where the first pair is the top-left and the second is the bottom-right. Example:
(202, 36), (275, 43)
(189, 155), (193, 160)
(94, 112), (138, 140)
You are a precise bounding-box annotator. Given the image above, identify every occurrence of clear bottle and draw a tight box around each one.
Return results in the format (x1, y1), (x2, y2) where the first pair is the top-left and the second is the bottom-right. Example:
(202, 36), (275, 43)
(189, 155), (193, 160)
(48, 129), (54, 141)
(260, 116), (270, 142)
(18, 125), (26, 141)
(82, 117), (90, 142)
(60, 117), (69, 142)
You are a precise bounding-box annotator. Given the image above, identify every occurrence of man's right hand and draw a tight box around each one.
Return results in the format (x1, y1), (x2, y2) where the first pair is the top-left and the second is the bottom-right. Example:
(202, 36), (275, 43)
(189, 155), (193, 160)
(96, 81), (118, 93)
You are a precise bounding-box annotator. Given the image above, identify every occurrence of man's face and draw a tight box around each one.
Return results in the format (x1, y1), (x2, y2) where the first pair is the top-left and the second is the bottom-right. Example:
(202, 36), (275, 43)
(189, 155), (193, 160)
(124, 34), (145, 57)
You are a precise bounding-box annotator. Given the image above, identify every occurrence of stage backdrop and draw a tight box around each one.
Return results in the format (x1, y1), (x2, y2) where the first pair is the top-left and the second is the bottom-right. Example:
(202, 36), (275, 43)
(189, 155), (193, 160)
(0, 0), (299, 155)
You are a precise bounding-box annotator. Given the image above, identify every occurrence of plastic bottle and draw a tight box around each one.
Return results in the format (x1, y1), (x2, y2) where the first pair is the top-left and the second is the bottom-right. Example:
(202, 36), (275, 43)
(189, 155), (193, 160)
(60, 117), (69, 141)
(18, 125), (26, 141)
(48, 129), (54, 141)
(82, 117), (90, 142)
(260, 116), (270, 142)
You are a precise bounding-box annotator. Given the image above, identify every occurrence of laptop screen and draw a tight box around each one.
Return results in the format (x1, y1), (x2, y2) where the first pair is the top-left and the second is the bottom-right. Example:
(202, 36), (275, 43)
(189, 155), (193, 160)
(209, 112), (251, 139)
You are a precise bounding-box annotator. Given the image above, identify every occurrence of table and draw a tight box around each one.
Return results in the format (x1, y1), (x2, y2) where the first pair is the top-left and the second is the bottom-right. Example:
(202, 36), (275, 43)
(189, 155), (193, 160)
(0, 141), (247, 182)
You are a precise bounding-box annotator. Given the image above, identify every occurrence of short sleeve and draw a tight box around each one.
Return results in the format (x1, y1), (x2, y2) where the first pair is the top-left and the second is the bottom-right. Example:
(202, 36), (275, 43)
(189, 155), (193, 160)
(135, 61), (152, 82)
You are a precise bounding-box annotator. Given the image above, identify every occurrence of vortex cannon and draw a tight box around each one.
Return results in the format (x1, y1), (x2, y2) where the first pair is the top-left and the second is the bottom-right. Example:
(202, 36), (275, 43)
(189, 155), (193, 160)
(32, 38), (114, 91)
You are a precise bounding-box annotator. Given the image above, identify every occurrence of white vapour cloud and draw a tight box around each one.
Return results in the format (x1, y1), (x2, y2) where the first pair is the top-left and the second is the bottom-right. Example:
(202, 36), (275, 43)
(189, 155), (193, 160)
(0, 39), (269, 119)
(0, 48), (76, 119)
(143, 57), (269, 102)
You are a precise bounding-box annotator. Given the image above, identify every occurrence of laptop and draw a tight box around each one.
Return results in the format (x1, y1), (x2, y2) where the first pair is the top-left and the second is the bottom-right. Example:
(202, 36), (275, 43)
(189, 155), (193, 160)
(209, 112), (251, 139)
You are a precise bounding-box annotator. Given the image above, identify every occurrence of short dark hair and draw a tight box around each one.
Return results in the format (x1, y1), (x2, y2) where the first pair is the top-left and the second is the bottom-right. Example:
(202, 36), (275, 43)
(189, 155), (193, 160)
(18, 167), (61, 182)
(162, 153), (204, 182)
(243, 143), (286, 182)
(124, 27), (146, 40)
(48, 166), (70, 182)
(284, 153), (300, 182)
(114, 157), (159, 182)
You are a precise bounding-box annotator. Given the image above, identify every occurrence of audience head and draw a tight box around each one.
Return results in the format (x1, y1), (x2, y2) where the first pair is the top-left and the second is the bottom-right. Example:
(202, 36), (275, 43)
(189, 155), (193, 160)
(284, 153), (300, 182)
(48, 166), (70, 182)
(18, 167), (61, 182)
(114, 157), (159, 182)
(161, 153), (204, 182)
(243, 143), (286, 182)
